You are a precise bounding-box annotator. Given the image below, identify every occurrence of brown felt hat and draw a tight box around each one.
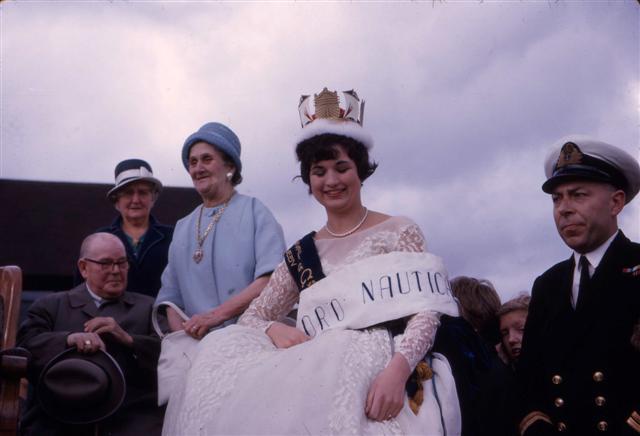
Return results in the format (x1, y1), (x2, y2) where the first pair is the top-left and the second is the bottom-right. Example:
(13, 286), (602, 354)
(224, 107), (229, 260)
(37, 348), (126, 424)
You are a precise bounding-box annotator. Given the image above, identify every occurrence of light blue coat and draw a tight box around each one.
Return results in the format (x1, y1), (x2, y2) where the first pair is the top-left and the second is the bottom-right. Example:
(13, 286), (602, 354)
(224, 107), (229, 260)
(156, 193), (285, 324)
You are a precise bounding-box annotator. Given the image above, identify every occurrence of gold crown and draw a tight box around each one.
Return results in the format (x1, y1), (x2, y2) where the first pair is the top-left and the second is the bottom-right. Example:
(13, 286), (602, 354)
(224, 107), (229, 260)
(298, 88), (365, 128)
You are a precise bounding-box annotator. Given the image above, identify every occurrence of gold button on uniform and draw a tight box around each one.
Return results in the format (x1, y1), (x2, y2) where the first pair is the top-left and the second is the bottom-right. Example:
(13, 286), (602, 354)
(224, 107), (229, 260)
(595, 396), (606, 406)
(552, 375), (563, 384)
(557, 422), (567, 432)
(554, 398), (564, 407)
(593, 371), (604, 382)
(597, 421), (608, 431)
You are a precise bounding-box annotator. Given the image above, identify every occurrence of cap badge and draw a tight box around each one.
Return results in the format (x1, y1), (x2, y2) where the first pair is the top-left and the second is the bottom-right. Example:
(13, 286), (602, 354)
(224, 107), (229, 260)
(298, 88), (365, 127)
(556, 142), (585, 170)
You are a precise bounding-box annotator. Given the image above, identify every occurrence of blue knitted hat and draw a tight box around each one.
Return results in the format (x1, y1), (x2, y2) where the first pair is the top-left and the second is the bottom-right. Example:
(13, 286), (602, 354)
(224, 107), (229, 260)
(182, 122), (242, 173)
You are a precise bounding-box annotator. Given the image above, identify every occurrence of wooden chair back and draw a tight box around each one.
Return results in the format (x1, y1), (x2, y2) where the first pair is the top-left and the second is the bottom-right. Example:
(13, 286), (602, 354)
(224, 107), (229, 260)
(0, 266), (22, 349)
(0, 265), (26, 436)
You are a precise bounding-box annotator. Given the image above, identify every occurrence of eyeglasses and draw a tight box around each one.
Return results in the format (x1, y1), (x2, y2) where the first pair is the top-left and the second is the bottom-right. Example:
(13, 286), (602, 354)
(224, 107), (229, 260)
(84, 258), (130, 271)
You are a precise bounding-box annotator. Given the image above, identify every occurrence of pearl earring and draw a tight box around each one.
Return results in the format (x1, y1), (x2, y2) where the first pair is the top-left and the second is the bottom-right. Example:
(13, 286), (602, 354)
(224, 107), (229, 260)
(226, 172), (233, 180)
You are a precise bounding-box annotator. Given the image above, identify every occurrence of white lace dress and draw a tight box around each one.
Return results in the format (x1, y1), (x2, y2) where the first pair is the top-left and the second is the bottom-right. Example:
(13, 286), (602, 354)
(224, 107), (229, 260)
(162, 216), (452, 435)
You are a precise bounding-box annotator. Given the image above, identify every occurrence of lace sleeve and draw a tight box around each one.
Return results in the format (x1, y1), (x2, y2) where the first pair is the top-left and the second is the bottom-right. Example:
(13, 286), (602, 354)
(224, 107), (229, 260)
(393, 221), (437, 369)
(394, 223), (427, 253)
(396, 311), (440, 370)
(238, 261), (299, 331)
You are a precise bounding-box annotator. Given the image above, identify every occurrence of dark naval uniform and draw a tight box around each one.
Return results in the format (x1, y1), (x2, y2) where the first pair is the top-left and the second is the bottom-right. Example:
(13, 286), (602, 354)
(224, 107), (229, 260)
(518, 232), (640, 435)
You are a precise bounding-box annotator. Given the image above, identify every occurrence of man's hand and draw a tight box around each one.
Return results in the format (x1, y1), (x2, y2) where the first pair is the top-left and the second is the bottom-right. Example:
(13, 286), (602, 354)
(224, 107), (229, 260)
(84, 316), (134, 347)
(182, 309), (227, 339)
(365, 353), (411, 421)
(266, 322), (310, 349)
(67, 332), (106, 354)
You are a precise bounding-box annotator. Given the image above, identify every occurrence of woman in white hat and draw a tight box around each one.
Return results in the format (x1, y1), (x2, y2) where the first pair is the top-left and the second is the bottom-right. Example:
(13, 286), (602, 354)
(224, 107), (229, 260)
(100, 159), (173, 298)
(162, 89), (461, 435)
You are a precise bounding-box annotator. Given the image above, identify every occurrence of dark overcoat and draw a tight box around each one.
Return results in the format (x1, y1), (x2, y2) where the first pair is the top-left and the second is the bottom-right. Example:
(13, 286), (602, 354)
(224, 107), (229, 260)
(517, 232), (640, 435)
(17, 284), (164, 436)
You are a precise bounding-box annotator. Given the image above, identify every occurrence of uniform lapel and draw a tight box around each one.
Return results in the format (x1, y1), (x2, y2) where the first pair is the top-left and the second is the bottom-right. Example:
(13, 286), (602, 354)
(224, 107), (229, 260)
(548, 257), (575, 319)
(567, 233), (628, 350)
(544, 258), (578, 367)
(583, 233), (628, 301)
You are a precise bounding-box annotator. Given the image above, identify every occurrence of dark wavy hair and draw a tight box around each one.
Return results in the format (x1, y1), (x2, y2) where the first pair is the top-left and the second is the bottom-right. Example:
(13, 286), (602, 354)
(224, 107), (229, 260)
(295, 134), (378, 192)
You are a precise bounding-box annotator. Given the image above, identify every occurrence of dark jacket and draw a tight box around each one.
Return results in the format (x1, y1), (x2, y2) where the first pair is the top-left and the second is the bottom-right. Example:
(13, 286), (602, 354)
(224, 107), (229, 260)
(517, 232), (640, 435)
(17, 284), (164, 436)
(433, 315), (517, 436)
(75, 215), (173, 298)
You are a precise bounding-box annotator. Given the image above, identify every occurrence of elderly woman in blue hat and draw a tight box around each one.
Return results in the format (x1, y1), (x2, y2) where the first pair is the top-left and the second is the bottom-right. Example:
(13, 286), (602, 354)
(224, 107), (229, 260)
(88, 159), (174, 298)
(156, 122), (285, 338)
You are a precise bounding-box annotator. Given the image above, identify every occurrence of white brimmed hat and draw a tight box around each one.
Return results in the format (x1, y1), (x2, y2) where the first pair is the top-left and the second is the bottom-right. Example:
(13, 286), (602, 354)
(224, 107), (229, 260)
(107, 159), (163, 200)
(542, 135), (640, 203)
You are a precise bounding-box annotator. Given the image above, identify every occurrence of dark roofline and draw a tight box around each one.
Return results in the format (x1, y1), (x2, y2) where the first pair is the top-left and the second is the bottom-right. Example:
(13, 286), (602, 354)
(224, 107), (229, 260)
(0, 179), (200, 291)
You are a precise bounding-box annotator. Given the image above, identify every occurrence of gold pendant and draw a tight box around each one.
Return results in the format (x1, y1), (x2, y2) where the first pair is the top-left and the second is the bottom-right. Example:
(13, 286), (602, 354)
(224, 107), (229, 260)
(193, 248), (203, 263)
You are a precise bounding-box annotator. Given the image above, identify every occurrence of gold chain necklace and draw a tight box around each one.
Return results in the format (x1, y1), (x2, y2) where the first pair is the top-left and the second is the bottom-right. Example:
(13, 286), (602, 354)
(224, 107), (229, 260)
(193, 193), (234, 263)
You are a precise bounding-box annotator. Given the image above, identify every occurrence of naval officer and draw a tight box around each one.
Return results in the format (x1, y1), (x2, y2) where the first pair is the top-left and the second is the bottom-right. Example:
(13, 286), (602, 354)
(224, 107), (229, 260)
(517, 136), (640, 435)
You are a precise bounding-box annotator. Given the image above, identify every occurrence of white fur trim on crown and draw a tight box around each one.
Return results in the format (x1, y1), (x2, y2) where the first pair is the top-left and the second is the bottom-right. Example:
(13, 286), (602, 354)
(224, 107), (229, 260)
(295, 118), (374, 149)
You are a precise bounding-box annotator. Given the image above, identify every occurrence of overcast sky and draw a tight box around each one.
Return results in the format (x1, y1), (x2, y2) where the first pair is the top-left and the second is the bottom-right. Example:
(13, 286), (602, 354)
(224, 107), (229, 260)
(1, 0), (639, 301)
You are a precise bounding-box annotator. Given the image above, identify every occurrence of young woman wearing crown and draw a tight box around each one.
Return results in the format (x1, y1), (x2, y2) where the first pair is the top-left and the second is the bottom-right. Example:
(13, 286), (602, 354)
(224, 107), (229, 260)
(162, 88), (461, 435)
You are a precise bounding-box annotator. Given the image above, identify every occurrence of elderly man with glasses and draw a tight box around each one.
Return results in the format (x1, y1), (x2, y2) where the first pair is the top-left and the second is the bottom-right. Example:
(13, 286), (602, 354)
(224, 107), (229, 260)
(17, 232), (164, 435)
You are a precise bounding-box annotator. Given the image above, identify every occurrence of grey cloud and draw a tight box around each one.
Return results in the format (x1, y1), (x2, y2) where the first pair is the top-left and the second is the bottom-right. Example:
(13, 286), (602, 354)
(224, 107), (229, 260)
(1, 1), (638, 301)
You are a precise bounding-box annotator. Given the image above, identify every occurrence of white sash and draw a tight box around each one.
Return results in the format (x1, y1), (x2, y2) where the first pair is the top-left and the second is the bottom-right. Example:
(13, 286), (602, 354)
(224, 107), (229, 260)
(296, 252), (459, 337)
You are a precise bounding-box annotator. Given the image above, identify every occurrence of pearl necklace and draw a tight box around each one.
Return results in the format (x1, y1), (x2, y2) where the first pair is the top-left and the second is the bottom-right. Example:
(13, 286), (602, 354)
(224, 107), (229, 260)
(325, 208), (369, 238)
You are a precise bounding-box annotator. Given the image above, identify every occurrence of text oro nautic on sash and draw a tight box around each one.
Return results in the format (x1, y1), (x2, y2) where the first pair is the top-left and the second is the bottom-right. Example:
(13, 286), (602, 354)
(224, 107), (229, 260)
(299, 270), (452, 337)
